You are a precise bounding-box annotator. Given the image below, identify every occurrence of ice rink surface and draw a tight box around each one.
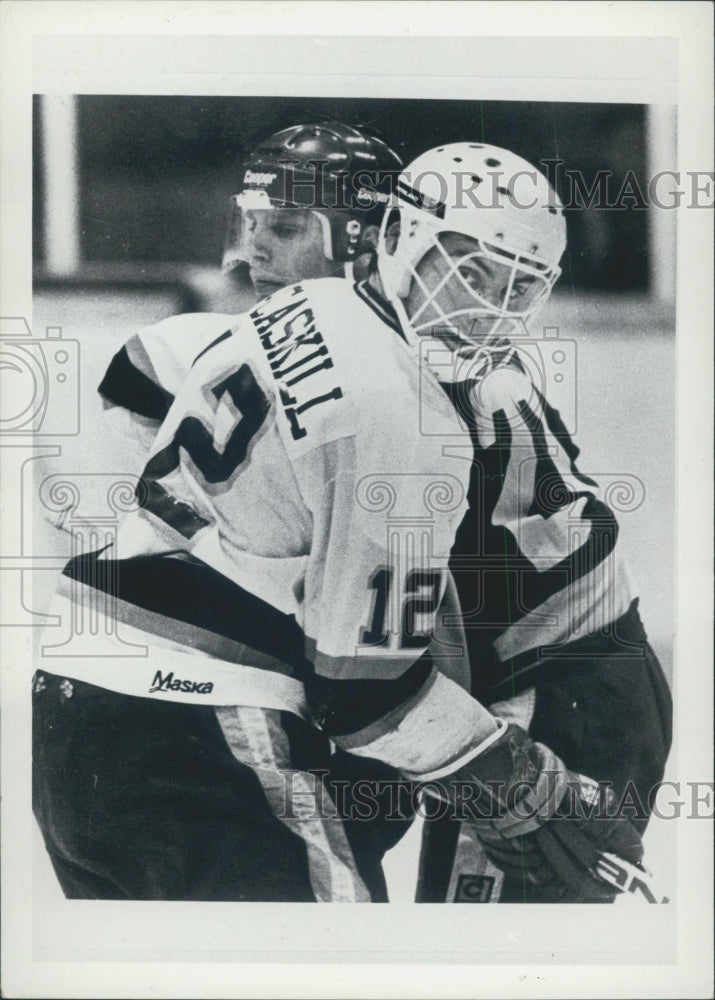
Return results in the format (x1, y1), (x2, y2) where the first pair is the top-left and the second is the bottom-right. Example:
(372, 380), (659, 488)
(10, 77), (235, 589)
(28, 284), (676, 906)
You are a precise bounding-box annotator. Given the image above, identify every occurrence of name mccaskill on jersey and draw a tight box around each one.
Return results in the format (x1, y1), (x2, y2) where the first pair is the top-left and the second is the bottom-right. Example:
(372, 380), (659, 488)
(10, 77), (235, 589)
(251, 284), (343, 441)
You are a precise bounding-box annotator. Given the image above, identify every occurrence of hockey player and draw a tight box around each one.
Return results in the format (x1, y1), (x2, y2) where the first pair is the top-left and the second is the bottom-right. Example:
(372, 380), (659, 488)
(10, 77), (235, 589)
(33, 142), (646, 904)
(370, 143), (672, 902)
(98, 121), (403, 457)
(34, 122), (412, 903)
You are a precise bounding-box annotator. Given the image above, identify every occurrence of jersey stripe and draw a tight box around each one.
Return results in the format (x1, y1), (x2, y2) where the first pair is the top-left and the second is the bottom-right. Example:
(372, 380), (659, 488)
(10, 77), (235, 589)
(191, 328), (232, 367)
(353, 280), (404, 337)
(306, 651), (434, 735)
(336, 669), (498, 778)
(215, 706), (371, 902)
(489, 597), (645, 695)
(99, 341), (175, 421)
(62, 550), (311, 676)
(58, 551), (469, 743)
(444, 354), (634, 701)
(42, 590), (311, 714)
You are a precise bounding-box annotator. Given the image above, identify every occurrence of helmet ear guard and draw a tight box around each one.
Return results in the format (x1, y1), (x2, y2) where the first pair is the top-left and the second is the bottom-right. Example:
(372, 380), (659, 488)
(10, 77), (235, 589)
(310, 212), (364, 262)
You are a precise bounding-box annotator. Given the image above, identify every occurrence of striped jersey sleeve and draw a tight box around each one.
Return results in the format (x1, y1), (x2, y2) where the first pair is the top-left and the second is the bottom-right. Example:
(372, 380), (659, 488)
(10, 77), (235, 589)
(446, 351), (635, 702)
(97, 312), (239, 450)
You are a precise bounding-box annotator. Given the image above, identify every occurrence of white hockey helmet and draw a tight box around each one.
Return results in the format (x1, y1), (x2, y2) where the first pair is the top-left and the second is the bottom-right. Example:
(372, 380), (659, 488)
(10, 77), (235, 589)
(377, 143), (567, 349)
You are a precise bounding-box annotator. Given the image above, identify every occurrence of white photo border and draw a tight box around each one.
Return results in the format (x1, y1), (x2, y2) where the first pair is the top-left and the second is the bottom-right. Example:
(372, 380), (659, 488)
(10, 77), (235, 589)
(1, 3), (712, 998)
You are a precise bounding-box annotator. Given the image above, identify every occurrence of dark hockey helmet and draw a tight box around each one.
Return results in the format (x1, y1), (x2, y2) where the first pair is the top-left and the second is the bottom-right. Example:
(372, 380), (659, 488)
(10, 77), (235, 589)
(222, 121), (403, 271)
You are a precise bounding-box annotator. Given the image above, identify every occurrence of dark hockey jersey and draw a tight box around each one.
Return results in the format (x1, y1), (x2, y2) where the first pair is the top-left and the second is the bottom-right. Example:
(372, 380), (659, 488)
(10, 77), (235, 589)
(443, 347), (635, 702)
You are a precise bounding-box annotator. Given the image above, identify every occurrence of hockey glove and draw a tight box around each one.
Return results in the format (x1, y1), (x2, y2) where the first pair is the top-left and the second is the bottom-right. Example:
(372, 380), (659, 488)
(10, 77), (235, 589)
(439, 722), (644, 902)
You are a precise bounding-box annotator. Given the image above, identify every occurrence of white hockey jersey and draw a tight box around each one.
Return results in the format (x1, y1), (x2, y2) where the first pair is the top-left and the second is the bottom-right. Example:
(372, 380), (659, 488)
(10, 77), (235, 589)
(56, 278), (498, 777)
(98, 289), (640, 707)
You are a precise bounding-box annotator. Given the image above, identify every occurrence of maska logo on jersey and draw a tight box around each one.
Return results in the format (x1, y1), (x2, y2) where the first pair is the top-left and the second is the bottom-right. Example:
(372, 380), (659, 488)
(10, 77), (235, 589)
(251, 286), (343, 441)
(149, 670), (214, 695)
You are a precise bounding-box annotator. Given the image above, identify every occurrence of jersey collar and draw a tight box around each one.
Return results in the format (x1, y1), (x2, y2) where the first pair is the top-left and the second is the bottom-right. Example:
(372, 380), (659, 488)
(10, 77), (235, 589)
(354, 280), (406, 341)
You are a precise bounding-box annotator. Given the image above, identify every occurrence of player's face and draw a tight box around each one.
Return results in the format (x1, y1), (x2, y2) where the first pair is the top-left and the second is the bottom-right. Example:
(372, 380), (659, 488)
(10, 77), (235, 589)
(243, 209), (342, 298)
(404, 232), (540, 348)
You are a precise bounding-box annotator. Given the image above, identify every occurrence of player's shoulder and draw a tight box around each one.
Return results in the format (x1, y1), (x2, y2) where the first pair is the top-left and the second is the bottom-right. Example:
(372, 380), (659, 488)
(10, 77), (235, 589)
(291, 276), (356, 304)
(303, 276), (396, 333)
(137, 311), (239, 347)
(247, 277), (400, 380)
(129, 311), (246, 383)
(245, 277), (414, 456)
(246, 277), (356, 326)
(249, 276), (385, 327)
(302, 277), (408, 359)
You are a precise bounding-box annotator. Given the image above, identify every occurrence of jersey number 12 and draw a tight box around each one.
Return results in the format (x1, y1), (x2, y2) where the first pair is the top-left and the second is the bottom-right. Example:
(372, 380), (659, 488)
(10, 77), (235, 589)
(359, 567), (442, 650)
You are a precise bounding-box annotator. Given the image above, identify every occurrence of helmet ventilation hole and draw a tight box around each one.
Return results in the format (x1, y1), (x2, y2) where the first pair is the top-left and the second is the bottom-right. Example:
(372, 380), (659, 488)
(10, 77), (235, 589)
(486, 158), (501, 167)
(453, 156), (463, 162)
(548, 206), (558, 214)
